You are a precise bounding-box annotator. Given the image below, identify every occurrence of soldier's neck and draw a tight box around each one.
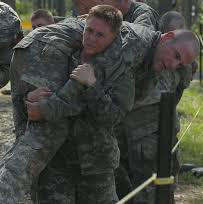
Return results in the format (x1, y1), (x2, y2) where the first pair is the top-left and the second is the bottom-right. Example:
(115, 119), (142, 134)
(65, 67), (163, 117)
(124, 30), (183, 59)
(80, 50), (94, 63)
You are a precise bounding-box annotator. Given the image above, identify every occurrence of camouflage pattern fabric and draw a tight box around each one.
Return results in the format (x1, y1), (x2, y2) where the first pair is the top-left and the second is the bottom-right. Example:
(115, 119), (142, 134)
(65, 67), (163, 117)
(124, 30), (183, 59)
(38, 139), (118, 204)
(0, 19), (159, 203)
(0, 2), (21, 45)
(37, 23), (159, 204)
(124, 0), (159, 31)
(115, 67), (193, 204)
(37, 1), (160, 201)
(0, 2), (22, 88)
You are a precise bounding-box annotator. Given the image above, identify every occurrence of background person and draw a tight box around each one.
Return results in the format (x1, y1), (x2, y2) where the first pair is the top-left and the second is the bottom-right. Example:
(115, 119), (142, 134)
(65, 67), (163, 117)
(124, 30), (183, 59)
(31, 9), (54, 30)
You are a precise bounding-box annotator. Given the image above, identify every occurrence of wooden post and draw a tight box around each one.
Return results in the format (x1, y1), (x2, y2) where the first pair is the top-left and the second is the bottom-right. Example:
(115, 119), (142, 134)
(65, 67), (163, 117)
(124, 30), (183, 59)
(156, 92), (175, 204)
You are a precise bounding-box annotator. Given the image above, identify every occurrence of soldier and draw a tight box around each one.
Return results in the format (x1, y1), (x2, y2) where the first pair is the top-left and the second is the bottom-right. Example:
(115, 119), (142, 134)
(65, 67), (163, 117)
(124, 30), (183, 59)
(0, 5), (199, 204)
(0, 2), (23, 92)
(115, 11), (197, 204)
(159, 11), (185, 33)
(33, 0), (160, 202)
(1, 5), (133, 204)
(31, 9), (55, 30)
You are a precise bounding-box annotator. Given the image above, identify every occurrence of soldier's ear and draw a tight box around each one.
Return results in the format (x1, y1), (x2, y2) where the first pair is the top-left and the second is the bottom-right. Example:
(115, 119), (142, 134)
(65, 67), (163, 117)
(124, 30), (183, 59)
(160, 31), (175, 42)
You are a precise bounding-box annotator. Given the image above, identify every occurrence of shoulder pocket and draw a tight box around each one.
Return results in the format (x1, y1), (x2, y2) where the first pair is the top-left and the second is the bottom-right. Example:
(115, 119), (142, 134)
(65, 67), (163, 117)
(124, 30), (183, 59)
(14, 36), (34, 49)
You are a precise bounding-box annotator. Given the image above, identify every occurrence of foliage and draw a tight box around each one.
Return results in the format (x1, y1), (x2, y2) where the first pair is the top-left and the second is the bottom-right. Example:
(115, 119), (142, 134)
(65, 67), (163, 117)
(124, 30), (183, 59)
(16, 0), (33, 20)
(16, 0), (73, 20)
(176, 80), (203, 191)
(191, 0), (203, 34)
(179, 172), (203, 185)
(66, 0), (72, 16)
(177, 81), (203, 166)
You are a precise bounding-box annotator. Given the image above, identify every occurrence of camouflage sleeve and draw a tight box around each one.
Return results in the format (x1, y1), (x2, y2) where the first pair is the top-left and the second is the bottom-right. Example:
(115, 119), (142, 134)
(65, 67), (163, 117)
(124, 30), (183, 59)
(131, 5), (159, 31)
(39, 68), (135, 127)
(38, 79), (85, 121)
(0, 64), (9, 88)
(82, 70), (135, 127)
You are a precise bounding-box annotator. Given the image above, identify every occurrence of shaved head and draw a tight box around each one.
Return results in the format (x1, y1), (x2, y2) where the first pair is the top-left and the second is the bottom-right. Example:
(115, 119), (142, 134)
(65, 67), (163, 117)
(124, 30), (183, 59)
(159, 11), (185, 33)
(172, 29), (200, 58)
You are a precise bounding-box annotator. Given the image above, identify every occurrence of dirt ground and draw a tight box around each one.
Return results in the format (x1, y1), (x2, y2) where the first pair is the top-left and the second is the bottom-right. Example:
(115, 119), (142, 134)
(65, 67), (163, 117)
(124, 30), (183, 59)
(0, 84), (203, 204)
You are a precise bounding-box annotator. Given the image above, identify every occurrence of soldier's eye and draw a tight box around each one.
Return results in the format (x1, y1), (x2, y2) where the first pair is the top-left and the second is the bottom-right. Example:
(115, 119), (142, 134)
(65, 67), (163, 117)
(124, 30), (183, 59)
(175, 51), (181, 61)
(96, 32), (104, 38)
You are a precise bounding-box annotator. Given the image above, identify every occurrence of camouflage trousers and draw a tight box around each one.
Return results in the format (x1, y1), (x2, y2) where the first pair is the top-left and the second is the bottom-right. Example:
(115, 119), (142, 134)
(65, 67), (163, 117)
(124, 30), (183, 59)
(114, 104), (180, 204)
(0, 122), (118, 204)
(0, 120), (70, 204)
(115, 131), (179, 204)
(37, 140), (119, 204)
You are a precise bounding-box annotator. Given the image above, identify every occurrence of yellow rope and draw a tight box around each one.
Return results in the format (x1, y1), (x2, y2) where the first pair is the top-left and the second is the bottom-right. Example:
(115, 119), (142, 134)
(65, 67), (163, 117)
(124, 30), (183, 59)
(116, 173), (157, 204)
(172, 106), (201, 154)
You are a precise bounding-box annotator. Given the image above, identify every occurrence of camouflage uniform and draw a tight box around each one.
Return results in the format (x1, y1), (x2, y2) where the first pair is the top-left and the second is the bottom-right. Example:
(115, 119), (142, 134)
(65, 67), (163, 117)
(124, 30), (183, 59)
(31, 1), (160, 200)
(37, 22), (158, 203)
(111, 0), (160, 200)
(0, 2), (22, 89)
(116, 66), (193, 204)
(38, 1), (160, 202)
(0, 18), (157, 204)
(123, 0), (159, 31)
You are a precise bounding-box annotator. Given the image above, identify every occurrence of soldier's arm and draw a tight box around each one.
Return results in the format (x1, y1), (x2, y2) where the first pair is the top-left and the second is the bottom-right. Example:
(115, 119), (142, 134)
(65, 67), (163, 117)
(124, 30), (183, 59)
(30, 66), (134, 127)
(81, 70), (135, 127)
(31, 79), (85, 121)
(0, 64), (9, 88)
(130, 3), (159, 31)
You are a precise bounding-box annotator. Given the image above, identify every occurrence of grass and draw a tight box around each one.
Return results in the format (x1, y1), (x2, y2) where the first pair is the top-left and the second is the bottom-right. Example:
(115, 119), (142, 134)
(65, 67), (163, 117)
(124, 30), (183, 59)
(177, 80), (203, 165)
(177, 80), (203, 186)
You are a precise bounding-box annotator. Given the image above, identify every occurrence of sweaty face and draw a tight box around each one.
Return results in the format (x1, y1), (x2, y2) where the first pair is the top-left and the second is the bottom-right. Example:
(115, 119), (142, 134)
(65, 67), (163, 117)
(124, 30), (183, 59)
(31, 17), (53, 30)
(153, 34), (196, 73)
(82, 17), (116, 58)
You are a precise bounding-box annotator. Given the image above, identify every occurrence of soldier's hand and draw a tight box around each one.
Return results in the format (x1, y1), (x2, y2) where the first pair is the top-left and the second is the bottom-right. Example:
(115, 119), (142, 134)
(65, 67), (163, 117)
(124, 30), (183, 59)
(26, 101), (44, 121)
(70, 63), (96, 86)
(27, 87), (52, 102)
